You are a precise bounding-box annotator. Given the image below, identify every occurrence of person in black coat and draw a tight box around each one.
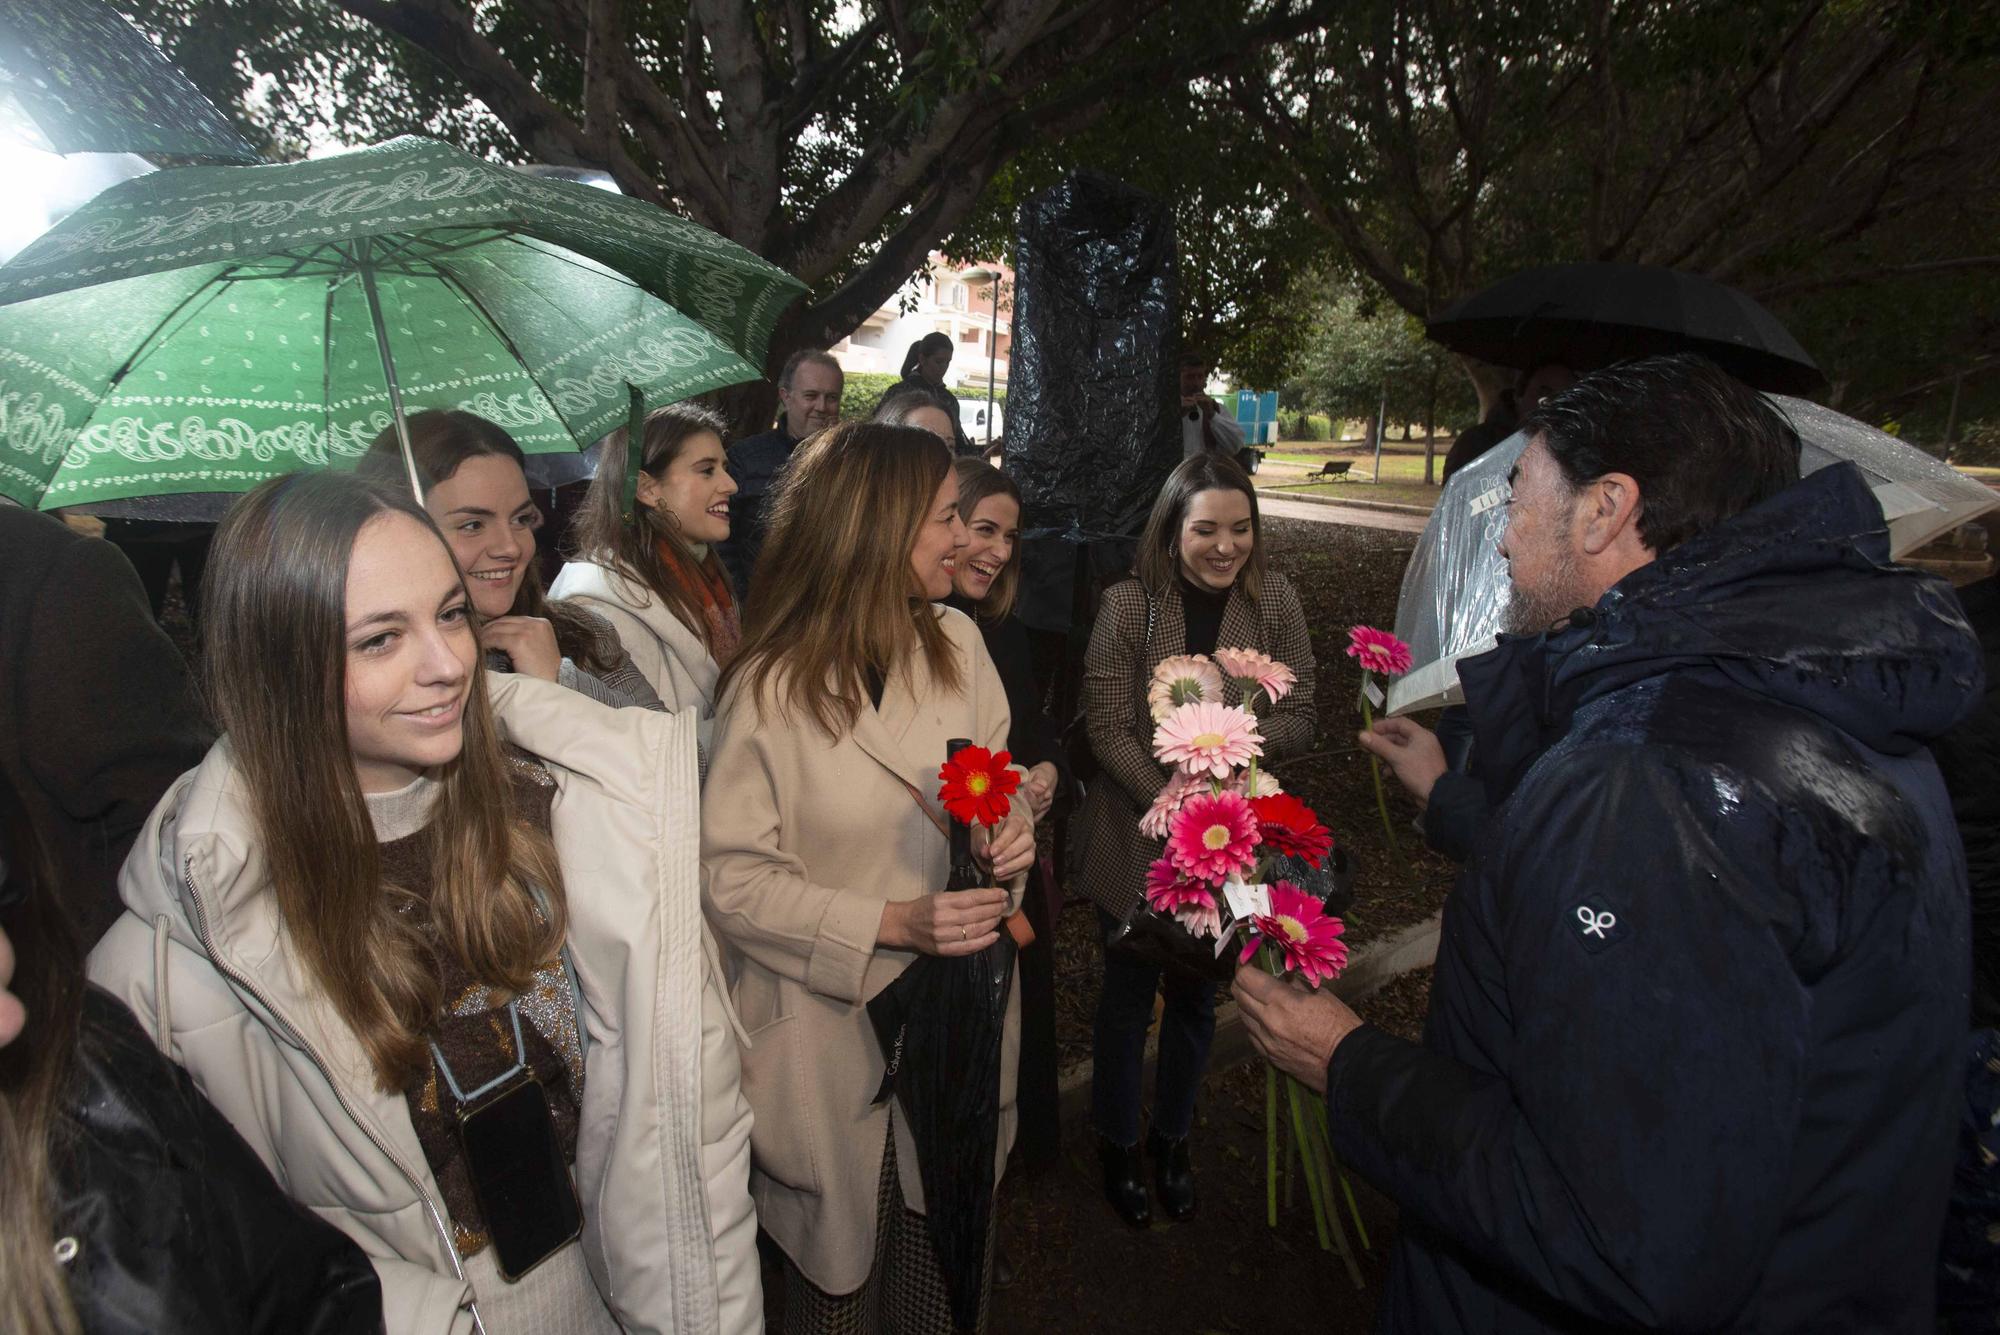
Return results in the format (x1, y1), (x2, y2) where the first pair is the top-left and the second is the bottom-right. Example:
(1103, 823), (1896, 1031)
(944, 459), (1067, 1172)
(1933, 572), (2000, 1326)
(0, 768), (382, 1335)
(1235, 356), (1982, 1333)
(0, 506), (211, 946)
(1438, 389), (1516, 486)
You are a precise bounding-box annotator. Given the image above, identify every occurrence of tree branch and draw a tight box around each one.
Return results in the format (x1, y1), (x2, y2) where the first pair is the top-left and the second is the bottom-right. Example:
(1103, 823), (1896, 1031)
(1750, 255), (2000, 301)
(331, 0), (593, 164)
(1227, 72), (1429, 316)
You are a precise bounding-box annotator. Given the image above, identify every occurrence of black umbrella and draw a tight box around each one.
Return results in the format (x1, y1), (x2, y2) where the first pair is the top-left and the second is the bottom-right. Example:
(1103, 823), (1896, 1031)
(868, 937), (1017, 1331)
(1426, 262), (1824, 395)
(0, 0), (257, 161)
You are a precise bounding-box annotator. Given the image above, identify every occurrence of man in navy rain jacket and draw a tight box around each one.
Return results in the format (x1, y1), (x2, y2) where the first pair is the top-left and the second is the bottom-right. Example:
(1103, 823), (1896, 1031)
(1235, 354), (1983, 1332)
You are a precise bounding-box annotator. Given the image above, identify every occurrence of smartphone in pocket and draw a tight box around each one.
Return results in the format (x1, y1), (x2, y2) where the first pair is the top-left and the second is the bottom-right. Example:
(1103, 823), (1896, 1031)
(458, 1076), (584, 1281)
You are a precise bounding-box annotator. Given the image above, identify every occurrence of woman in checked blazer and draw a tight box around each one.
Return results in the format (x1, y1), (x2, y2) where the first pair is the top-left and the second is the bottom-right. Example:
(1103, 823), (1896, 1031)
(1072, 453), (1316, 1230)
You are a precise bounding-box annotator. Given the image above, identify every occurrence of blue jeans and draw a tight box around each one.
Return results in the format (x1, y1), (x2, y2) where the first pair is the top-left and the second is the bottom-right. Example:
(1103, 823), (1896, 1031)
(1090, 910), (1219, 1145)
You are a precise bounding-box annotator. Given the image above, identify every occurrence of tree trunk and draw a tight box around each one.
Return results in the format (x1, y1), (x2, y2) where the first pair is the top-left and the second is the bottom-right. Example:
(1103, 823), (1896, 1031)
(1423, 364), (1440, 485)
(696, 380), (781, 440)
(1943, 370), (1965, 458)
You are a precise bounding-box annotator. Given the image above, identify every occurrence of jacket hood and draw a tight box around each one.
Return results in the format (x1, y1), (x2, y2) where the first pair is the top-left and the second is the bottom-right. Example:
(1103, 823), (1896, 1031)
(1464, 463), (1985, 766)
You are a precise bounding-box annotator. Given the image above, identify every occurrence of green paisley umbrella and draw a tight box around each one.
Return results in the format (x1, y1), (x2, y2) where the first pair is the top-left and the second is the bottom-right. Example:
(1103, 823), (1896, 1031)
(0, 0), (257, 161)
(0, 135), (805, 508)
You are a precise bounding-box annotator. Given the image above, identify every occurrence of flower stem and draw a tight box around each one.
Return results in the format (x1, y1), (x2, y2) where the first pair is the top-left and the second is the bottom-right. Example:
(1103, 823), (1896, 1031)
(1359, 691), (1405, 870)
(1295, 1076), (1367, 1289)
(1266, 1062), (1279, 1229)
(1286, 1076), (1333, 1252)
(1308, 1095), (1371, 1251)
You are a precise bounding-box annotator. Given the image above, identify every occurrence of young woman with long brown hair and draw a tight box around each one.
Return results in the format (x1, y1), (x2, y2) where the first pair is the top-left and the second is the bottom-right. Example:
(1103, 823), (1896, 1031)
(358, 410), (663, 710)
(1073, 452), (1316, 1230)
(702, 422), (1035, 1332)
(88, 473), (761, 1335)
(1, 770), (380, 1335)
(553, 404), (740, 751)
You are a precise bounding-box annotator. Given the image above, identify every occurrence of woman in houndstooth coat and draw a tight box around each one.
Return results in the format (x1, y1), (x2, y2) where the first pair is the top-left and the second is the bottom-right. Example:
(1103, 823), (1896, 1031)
(1071, 454), (1316, 1229)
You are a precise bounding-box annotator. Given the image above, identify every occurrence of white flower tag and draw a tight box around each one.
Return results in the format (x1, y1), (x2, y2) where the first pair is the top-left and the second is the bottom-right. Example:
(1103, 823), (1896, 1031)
(1222, 877), (1270, 921)
(1363, 678), (1385, 709)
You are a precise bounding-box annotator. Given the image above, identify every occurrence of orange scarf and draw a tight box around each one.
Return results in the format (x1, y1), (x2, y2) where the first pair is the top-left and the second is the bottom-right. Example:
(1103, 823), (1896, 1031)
(654, 538), (742, 666)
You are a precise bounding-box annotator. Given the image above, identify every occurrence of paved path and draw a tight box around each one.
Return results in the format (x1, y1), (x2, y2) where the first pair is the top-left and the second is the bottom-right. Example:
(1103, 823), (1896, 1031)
(1259, 492), (1432, 534)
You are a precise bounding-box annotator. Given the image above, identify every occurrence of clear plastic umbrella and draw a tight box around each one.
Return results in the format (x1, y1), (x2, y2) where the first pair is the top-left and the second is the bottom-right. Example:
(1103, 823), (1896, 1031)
(1387, 396), (2000, 715)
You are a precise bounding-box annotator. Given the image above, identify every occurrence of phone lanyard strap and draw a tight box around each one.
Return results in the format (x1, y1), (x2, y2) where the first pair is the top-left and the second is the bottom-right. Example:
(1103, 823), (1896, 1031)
(428, 999), (528, 1107)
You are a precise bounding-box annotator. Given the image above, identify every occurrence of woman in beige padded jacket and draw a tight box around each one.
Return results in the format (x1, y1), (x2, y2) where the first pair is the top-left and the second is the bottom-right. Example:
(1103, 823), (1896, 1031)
(89, 475), (760, 1335)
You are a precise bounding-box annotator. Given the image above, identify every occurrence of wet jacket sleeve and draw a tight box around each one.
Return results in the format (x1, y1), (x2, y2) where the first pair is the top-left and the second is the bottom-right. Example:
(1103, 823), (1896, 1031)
(1419, 769), (1487, 862)
(1324, 746), (1809, 1329)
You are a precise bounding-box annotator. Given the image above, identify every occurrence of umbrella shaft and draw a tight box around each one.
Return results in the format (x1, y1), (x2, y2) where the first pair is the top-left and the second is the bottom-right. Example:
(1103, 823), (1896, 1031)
(356, 238), (423, 502)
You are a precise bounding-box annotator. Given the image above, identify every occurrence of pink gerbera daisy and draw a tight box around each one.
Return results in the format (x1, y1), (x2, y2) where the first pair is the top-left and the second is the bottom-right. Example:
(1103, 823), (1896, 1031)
(1345, 625), (1413, 677)
(1147, 654), (1223, 722)
(1153, 701), (1263, 779)
(1140, 768), (1206, 839)
(1144, 857), (1216, 914)
(1166, 791), (1261, 882)
(1238, 881), (1348, 986)
(1225, 766), (1283, 799)
(1175, 898), (1223, 940)
(1213, 647), (1299, 704)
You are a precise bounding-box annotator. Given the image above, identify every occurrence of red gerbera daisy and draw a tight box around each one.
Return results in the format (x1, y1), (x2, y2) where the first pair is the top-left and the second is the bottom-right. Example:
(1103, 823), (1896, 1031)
(1250, 793), (1334, 868)
(937, 745), (1021, 826)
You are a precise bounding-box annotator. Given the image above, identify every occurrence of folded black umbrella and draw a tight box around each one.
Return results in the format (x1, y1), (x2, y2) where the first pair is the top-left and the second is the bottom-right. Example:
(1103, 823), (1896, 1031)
(1426, 262), (1824, 395)
(868, 937), (1018, 1331)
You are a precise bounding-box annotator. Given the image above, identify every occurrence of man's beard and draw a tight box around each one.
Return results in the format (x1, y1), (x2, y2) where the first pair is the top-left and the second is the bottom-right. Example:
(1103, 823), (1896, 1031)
(1502, 546), (1589, 636)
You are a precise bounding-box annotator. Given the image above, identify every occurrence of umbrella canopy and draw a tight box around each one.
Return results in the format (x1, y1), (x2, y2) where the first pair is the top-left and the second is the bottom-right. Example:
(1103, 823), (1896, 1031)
(0, 0), (256, 160)
(1387, 399), (1999, 715)
(0, 136), (806, 509)
(1427, 262), (1824, 396)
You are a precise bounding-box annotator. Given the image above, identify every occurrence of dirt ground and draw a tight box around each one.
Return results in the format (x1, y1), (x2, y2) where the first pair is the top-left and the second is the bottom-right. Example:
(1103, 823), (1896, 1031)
(988, 967), (1435, 1335)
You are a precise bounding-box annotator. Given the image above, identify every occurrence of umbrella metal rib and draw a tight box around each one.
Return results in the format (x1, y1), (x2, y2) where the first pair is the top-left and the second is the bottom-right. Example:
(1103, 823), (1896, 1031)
(353, 236), (424, 501)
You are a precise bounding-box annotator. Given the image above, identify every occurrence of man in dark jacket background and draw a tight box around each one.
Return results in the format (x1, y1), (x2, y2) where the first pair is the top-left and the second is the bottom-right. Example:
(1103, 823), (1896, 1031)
(1235, 354), (1982, 1332)
(716, 348), (843, 598)
(0, 505), (211, 945)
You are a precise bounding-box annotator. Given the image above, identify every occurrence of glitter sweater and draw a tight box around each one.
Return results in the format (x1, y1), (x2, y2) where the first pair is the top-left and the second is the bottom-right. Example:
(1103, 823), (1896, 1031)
(366, 759), (583, 1259)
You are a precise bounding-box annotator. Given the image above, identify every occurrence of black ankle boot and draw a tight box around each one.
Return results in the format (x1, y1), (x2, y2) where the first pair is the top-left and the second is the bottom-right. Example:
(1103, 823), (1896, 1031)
(1147, 1128), (1196, 1222)
(1097, 1135), (1152, 1229)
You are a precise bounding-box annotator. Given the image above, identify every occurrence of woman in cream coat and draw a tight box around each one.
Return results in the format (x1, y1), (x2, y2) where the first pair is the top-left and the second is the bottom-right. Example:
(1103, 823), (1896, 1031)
(90, 475), (759, 1335)
(553, 404), (741, 753)
(702, 422), (1035, 1332)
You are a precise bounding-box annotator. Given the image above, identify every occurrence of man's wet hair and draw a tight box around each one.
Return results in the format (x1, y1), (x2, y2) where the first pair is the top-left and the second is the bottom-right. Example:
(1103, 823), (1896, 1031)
(1521, 353), (1801, 555)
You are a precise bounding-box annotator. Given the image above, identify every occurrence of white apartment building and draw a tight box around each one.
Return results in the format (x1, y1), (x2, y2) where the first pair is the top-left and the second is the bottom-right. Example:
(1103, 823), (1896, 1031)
(830, 254), (1013, 394)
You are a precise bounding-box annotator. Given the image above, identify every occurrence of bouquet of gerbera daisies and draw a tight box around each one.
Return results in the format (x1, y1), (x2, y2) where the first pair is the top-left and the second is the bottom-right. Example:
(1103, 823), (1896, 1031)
(1120, 650), (1368, 1282)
